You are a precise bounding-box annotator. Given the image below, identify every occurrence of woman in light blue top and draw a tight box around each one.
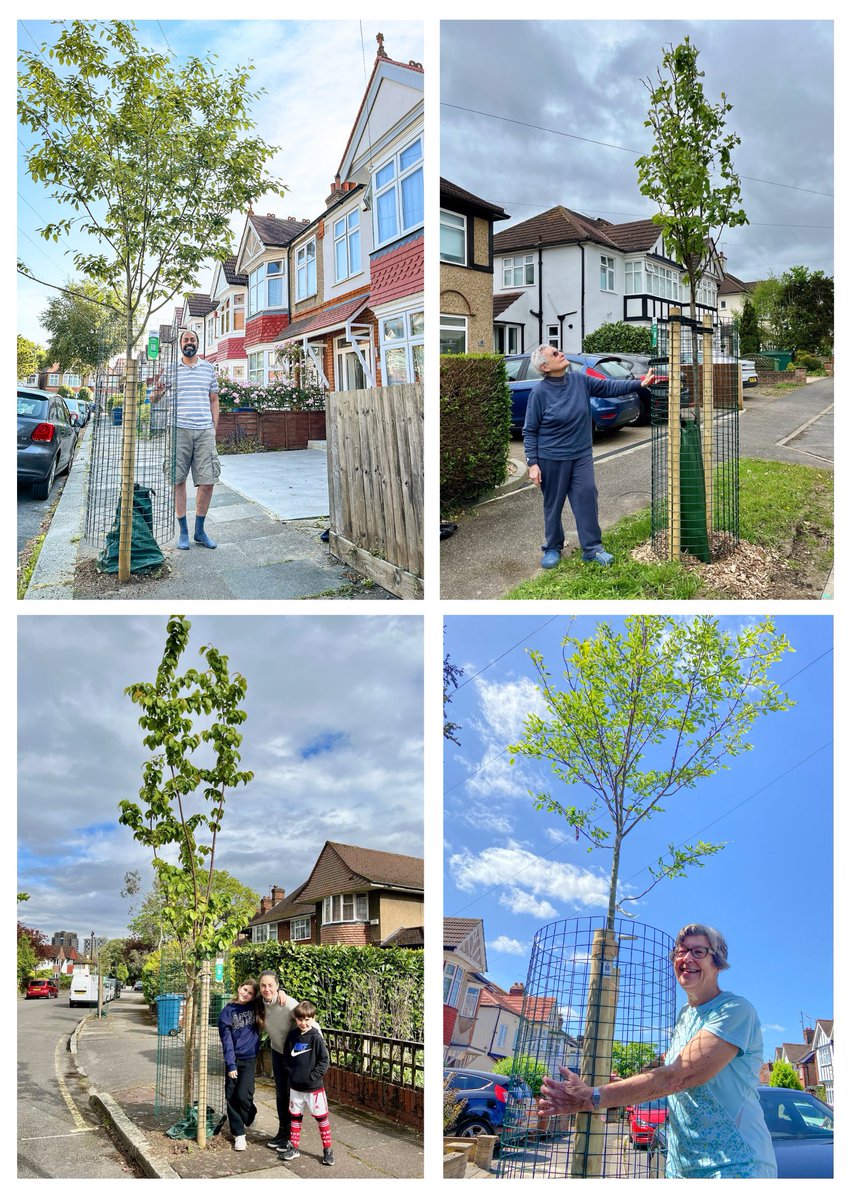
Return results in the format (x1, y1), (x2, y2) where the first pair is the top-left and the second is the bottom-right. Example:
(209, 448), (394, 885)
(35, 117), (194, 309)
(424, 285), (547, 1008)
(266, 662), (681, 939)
(538, 923), (777, 1178)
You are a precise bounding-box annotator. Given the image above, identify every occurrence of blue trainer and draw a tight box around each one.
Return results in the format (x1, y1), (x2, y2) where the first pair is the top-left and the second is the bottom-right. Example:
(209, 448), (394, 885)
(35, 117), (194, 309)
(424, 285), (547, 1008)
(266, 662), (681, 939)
(540, 549), (562, 569)
(582, 549), (614, 566)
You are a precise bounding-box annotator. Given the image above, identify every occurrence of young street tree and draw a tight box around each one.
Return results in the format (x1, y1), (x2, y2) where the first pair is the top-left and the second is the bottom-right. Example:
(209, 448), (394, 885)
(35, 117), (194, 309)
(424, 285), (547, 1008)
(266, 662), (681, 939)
(118, 615), (254, 1118)
(636, 38), (748, 335)
(18, 20), (282, 365)
(128, 870), (258, 949)
(509, 616), (794, 932)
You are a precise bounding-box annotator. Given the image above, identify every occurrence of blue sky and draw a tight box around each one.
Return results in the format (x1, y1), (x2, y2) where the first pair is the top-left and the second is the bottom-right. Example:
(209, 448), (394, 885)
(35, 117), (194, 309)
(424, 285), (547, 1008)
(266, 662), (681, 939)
(444, 614), (833, 1055)
(17, 18), (424, 343)
(17, 615), (423, 942)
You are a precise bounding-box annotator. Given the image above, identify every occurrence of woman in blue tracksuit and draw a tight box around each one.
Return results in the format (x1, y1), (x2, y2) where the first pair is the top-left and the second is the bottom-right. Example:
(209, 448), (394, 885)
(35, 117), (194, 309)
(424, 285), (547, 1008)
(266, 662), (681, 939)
(218, 978), (264, 1150)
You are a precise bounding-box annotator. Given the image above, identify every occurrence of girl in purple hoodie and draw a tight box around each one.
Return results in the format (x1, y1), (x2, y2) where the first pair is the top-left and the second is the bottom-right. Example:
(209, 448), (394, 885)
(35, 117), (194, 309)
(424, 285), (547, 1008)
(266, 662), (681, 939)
(218, 978), (264, 1150)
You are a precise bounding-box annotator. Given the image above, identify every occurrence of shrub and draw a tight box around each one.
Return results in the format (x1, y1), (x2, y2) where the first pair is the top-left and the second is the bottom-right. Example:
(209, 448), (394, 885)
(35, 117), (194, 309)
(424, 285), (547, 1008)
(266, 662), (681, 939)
(57, 384), (73, 398)
(497, 1054), (550, 1097)
(769, 1060), (803, 1090)
(107, 393), (123, 411)
(231, 942), (423, 1039)
(444, 1074), (467, 1132)
(216, 375), (325, 413)
(793, 352), (822, 372)
(582, 322), (652, 355)
(77, 386), (93, 402)
(441, 354), (511, 510)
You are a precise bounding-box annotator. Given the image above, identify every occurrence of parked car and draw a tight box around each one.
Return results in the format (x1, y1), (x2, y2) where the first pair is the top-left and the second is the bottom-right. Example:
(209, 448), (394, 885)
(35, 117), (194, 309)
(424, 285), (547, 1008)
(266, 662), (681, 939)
(63, 396), (85, 428)
(741, 360), (758, 388)
(610, 353), (693, 424)
(17, 387), (78, 500)
(627, 1098), (668, 1146)
(647, 1087), (833, 1178)
(504, 352), (642, 438)
(444, 1068), (537, 1141)
(26, 978), (59, 999)
(133, 980), (144, 992)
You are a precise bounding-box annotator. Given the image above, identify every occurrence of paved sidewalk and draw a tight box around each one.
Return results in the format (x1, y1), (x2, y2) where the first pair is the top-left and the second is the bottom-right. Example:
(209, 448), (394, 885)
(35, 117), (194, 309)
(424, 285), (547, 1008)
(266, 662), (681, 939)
(23, 429), (392, 600)
(73, 993), (423, 1179)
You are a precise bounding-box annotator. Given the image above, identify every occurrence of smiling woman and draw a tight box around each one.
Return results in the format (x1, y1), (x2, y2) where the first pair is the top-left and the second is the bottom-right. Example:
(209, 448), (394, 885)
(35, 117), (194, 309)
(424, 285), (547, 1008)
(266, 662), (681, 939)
(538, 922), (778, 1179)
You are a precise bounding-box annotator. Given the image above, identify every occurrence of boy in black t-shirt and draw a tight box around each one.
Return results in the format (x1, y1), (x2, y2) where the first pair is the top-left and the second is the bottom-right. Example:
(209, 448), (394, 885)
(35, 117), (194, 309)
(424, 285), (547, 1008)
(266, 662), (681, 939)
(277, 1000), (334, 1166)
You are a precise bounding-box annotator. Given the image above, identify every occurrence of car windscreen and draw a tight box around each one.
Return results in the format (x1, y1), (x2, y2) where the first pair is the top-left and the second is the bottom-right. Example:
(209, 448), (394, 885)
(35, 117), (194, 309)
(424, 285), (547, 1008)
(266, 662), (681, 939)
(18, 396), (49, 418)
(760, 1094), (834, 1138)
(504, 358), (526, 381)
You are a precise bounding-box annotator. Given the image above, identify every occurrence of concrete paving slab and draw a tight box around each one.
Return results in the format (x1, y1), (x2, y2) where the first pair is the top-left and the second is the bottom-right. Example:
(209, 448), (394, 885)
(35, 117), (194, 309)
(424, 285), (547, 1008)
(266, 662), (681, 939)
(219, 449), (329, 519)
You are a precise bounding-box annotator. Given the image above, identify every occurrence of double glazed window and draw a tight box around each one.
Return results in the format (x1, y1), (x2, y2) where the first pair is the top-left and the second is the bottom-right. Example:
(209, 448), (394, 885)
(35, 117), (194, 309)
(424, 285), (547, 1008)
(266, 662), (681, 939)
(495, 325), (521, 355)
(374, 137), (423, 247)
(334, 210), (361, 282)
(444, 962), (463, 1006)
(296, 240), (317, 301)
(440, 210), (466, 264)
(322, 892), (368, 923)
(248, 260), (285, 316)
(503, 255), (535, 287)
(381, 309), (424, 384)
(439, 314), (467, 355)
(600, 254), (616, 291)
(290, 917), (311, 941)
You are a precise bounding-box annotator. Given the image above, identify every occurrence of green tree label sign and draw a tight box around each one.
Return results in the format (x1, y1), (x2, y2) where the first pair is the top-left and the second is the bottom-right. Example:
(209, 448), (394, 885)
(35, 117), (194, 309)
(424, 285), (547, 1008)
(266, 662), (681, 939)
(147, 334), (160, 360)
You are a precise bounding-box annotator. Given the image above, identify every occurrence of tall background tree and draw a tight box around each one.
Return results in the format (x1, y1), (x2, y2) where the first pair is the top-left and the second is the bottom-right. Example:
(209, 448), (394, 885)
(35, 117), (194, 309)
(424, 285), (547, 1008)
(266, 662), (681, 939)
(770, 1060), (803, 1091)
(636, 37), (748, 331)
(18, 19), (283, 363)
(118, 615), (254, 1117)
(40, 281), (123, 374)
(17, 335), (44, 380)
(128, 870), (258, 949)
(738, 297), (760, 357)
(17, 923), (51, 991)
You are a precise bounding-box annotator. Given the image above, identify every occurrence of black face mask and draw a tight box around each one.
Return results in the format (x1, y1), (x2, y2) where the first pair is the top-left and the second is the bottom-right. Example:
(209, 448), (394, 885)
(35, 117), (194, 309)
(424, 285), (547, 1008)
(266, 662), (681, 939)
(182, 343), (197, 358)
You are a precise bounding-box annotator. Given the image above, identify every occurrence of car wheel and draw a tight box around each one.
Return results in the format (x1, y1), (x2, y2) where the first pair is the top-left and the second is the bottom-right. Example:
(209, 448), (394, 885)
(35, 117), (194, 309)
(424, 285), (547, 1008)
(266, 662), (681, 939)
(61, 438), (76, 477)
(31, 453), (58, 501)
(456, 1117), (495, 1137)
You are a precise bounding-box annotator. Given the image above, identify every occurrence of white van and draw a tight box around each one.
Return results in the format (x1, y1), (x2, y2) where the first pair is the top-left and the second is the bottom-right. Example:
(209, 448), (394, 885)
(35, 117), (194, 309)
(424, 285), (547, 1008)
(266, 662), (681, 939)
(69, 964), (109, 1008)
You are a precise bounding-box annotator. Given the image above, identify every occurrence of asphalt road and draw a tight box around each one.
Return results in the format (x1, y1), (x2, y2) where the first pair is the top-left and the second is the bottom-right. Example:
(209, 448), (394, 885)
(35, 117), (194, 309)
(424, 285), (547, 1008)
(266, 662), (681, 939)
(440, 379), (833, 599)
(17, 425), (88, 558)
(17, 994), (141, 1179)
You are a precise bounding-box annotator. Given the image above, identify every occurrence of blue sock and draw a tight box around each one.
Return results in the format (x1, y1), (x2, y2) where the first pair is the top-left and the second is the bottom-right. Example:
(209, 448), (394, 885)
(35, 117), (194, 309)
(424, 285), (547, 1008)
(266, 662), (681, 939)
(178, 516), (188, 535)
(194, 515), (217, 549)
(177, 515), (190, 549)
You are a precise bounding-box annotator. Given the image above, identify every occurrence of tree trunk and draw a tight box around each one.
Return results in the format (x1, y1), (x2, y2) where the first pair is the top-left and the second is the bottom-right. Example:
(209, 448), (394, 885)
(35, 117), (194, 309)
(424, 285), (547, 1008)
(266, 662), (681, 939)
(182, 977), (197, 1112)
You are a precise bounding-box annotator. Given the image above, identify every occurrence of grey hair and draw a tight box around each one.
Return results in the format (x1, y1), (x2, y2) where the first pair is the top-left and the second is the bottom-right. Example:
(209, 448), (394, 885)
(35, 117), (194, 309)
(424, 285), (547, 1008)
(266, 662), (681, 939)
(258, 969), (280, 984)
(671, 923), (730, 971)
(530, 345), (551, 373)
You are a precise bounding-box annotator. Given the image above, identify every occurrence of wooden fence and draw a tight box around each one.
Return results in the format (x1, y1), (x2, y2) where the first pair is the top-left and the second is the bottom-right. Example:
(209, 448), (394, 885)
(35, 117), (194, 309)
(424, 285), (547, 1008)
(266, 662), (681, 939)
(217, 408), (325, 449)
(326, 383), (424, 599)
(323, 1028), (423, 1132)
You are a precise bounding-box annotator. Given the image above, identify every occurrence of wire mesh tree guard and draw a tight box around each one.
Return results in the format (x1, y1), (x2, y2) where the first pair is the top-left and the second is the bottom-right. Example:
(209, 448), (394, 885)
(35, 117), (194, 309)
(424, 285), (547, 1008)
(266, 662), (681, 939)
(84, 321), (177, 565)
(497, 917), (677, 1179)
(651, 311), (740, 563)
(154, 948), (229, 1125)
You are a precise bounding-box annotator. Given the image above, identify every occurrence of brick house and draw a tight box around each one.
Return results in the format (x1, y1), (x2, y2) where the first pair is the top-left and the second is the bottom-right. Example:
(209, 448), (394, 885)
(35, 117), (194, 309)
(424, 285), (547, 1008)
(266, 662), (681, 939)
(37, 943), (81, 977)
(245, 842), (423, 951)
(233, 212), (310, 384)
(811, 1019), (834, 1105)
(35, 364), (96, 394)
(492, 204), (725, 355)
(246, 882), (318, 947)
(440, 178), (509, 354)
(275, 37), (424, 390)
(205, 256), (249, 379)
(443, 918), (488, 1065)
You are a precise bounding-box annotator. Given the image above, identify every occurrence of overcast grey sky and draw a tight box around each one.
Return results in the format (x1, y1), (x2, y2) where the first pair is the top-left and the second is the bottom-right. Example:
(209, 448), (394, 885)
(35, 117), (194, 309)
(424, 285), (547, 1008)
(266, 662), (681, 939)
(17, 615), (423, 942)
(441, 20), (833, 281)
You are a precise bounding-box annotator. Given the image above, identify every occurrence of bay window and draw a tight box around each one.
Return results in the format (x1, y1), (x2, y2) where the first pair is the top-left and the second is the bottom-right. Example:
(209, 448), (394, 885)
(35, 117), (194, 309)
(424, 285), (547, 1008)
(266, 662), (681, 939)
(374, 137), (423, 247)
(440, 210), (466, 264)
(322, 892), (369, 923)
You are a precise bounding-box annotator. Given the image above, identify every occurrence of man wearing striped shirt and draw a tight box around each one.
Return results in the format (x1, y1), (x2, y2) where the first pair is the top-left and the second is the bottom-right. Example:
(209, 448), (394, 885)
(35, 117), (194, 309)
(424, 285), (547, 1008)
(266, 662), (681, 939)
(152, 329), (220, 549)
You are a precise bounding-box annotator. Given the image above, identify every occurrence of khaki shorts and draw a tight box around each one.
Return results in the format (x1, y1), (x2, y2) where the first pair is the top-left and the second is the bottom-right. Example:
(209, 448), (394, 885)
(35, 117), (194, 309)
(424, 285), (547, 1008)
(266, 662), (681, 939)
(172, 426), (221, 486)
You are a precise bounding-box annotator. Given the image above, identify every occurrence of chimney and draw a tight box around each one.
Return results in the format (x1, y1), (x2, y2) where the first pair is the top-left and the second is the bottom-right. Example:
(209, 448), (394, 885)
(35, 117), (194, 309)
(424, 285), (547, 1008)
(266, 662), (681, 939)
(266, 213), (275, 219)
(259, 895), (272, 915)
(509, 982), (525, 997)
(803, 1028), (814, 1045)
(271, 885), (286, 906)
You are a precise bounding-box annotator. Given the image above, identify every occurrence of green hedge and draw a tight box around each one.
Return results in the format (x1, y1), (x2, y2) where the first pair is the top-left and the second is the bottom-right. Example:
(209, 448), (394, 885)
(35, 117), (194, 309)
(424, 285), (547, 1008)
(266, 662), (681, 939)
(440, 354), (511, 510)
(582, 321), (652, 355)
(232, 942), (423, 1039)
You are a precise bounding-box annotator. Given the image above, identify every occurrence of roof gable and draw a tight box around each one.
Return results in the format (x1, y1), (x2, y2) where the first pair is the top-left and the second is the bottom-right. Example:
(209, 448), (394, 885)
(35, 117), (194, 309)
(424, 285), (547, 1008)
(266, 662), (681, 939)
(297, 841), (423, 902)
(441, 178), (509, 222)
(337, 50), (424, 184)
(443, 917), (487, 972)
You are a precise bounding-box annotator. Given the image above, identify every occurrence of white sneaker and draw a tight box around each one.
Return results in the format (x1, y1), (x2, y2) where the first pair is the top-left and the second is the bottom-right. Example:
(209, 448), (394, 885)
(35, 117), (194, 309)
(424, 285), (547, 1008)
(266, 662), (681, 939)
(234, 1135), (247, 1151)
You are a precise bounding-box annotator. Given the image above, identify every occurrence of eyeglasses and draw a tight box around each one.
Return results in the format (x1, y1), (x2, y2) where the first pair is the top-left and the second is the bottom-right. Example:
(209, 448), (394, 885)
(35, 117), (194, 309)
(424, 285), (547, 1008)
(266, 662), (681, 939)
(674, 946), (711, 960)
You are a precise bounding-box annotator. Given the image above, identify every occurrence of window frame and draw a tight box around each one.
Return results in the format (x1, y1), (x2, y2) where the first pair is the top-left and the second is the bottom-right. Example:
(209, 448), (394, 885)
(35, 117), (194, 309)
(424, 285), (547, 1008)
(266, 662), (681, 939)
(440, 208), (467, 266)
(439, 313), (467, 355)
(380, 309), (424, 385)
(600, 254), (616, 292)
(502, 254), (535, 288)
(333, 208), (362, 283)
(289, 916), (311, 942)
(373, 136), (424, 249)
(444, 962), (463, 1007)
(295, 238), (317, 302)
(322, 892), (369, 924)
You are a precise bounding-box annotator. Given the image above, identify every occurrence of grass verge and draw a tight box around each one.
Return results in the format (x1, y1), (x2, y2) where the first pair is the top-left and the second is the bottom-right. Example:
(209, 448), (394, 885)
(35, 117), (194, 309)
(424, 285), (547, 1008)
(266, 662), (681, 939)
(505, 458), (832, 600)
(17, 533), (46, 599)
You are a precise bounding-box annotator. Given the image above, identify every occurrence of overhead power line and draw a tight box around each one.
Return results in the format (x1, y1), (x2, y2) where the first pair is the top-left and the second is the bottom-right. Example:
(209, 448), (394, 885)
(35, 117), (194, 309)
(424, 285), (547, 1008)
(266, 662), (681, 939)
(441, 101), (834, 199)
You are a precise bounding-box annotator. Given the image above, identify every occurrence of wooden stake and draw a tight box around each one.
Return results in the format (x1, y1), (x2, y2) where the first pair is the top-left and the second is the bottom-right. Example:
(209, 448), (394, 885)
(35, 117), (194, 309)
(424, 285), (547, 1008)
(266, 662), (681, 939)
(668, 309), (681, 561)
(570, 928), (619, 1177)
(702, 316), (714, 537)
(118, 358), (139, 582)
(196, 961), (211, 1148)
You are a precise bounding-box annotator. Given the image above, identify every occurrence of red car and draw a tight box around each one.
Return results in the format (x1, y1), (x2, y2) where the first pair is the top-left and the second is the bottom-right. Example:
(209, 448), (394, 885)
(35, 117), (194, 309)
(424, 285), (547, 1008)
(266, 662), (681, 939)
(627, 1098), (668, 1147)
(26, 978), (59, 999)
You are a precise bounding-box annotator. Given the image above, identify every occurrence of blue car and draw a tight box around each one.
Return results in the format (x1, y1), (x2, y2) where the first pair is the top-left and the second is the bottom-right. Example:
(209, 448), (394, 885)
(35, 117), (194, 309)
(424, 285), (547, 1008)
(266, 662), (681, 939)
(647, 1086), (833, 1178)
(444, 1068), (534, 1140)
(504, 352), (643, 438)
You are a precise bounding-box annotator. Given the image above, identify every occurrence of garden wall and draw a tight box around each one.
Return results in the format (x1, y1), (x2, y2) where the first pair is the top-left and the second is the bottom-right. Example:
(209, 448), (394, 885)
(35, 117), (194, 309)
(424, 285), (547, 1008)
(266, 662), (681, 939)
(217, 409), (326, 450)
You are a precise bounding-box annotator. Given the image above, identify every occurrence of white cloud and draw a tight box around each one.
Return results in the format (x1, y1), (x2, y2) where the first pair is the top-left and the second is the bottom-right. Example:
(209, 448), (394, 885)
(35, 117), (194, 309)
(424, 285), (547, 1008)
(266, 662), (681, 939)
(462, 676), (548, 801)
(500, 888), (558, 920)
(489, 936), (528, 956)
(448, 841), (610, 917)
(761, 1023), (786, 1034)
